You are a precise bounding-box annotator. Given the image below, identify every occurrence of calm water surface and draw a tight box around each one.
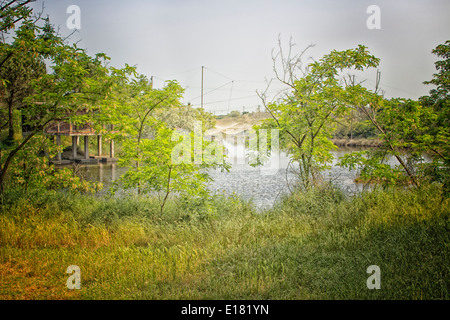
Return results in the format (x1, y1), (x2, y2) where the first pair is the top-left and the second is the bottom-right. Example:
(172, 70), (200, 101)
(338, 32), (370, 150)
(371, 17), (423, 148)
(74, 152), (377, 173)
(72, 145), (387, 209)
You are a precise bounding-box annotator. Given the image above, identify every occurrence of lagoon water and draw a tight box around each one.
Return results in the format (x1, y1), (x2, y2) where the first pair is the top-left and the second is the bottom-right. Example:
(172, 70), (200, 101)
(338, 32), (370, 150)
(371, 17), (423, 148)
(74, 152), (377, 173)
(74, 142), (380, 209)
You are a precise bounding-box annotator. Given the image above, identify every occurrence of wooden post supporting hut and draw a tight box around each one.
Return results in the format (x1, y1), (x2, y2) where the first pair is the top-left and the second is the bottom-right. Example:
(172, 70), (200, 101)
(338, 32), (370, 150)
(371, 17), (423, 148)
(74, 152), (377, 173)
(44, 120), (117, 165)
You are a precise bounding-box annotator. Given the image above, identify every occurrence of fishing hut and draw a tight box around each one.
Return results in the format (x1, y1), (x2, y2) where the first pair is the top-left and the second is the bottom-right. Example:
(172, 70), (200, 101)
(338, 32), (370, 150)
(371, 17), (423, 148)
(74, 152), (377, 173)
(44, 114), (117, 165)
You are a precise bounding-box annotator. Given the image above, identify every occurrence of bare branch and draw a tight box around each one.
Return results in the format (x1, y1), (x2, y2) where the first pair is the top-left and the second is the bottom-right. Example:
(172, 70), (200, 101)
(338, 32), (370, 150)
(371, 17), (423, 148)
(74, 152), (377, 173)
(271, 35), (315, 89)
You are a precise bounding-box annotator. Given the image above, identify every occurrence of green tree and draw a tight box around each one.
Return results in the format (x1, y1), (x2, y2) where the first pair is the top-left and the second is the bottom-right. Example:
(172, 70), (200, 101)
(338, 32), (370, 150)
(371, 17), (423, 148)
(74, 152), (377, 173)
(257, 39), (379, 188)
(339, 41), (449, 192)
(0, 0), (34, 33)
(0, 44), (46, 144)
(155, 104), (216, 131)
(0, 4), (115, 192)
(416, 41), (449, 192)
(0, 0), (34, 71)
(340, 82), (421, 187)
(104, 74), (184, 195)
(107, 73), (228, 213)
(6, 134), (102, 193)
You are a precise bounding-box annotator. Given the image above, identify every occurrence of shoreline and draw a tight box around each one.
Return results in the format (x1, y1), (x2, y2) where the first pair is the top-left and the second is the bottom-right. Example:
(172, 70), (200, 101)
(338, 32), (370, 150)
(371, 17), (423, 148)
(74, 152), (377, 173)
(331, 138), (382, 147)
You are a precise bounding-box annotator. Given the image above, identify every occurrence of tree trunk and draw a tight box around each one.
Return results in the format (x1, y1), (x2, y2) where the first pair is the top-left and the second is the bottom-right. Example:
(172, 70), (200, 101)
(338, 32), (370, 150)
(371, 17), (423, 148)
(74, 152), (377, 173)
(7, 96), (15, 142)
(359, 104), (419, 187)
(160, 166), (172, 214)
(0, 115), (54, 193)
(0, 128), (37, 193)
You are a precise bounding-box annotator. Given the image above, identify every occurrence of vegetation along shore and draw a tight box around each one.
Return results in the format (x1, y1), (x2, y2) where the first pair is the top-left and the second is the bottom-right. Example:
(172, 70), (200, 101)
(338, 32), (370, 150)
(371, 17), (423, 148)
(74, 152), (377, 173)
(0, 1), (448, 301)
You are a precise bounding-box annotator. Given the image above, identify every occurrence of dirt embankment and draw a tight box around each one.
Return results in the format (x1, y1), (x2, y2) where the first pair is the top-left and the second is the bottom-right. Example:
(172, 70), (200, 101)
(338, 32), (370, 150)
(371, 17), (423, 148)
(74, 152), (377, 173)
(209, 114), (268, 136)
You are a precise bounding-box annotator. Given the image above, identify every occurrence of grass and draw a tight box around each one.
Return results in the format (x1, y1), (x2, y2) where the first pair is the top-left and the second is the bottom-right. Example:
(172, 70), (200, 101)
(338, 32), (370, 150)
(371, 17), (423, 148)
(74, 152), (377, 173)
(0, 183), (448, 300)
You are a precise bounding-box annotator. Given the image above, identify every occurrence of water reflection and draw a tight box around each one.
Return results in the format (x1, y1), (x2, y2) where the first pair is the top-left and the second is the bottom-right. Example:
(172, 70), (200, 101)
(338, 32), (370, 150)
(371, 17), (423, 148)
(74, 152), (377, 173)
(71, 147), (373, 209)
(64, 143), (432, 209)
(75, 163), (127, 187)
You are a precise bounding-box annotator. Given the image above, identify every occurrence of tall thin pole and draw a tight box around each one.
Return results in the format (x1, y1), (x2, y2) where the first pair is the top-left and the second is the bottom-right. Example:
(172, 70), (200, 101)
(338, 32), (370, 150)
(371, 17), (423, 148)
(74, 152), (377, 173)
(201, 66), (204, 109)
(227, 80), (234, 112)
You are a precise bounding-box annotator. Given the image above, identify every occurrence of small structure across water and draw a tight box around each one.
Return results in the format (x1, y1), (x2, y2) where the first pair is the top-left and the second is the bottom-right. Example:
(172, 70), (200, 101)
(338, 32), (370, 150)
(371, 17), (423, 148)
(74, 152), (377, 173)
(44, 119), (117, 165)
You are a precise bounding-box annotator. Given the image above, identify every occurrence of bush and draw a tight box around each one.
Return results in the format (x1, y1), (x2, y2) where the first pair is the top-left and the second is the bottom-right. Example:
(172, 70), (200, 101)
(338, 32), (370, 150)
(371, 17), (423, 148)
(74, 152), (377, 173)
(229, 110), (241, 118)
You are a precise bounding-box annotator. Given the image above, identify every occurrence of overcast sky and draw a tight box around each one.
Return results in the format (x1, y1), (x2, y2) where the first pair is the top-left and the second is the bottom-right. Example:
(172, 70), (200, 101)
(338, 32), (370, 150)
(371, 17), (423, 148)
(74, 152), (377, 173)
(31, 0), (450, 114)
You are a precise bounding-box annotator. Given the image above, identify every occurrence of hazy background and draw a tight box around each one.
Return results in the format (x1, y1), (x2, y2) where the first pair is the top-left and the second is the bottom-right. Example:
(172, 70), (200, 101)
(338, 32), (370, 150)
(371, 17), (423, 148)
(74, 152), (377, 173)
(31, 0), (450, 114)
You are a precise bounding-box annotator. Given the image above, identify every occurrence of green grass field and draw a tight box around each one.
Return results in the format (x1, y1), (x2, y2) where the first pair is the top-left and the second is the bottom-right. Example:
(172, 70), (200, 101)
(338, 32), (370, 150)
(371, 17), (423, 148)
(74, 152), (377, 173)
(0, 184), (448, 300)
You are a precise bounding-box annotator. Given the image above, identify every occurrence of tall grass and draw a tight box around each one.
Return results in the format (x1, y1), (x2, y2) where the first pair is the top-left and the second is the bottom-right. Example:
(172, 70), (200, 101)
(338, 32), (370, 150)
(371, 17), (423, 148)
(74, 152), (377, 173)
(0, 183), (448, 299)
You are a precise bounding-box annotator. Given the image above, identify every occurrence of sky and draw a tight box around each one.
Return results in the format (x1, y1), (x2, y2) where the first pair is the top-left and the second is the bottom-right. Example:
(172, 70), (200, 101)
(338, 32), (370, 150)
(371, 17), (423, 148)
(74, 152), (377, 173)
(30, 0), (450, 114)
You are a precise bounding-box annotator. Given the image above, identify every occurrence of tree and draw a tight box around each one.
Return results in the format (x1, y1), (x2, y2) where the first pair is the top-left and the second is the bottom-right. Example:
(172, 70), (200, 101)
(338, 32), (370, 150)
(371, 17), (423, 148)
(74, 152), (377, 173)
(106, 72), (228, 213)
(419, 40), (449, 194)
(0, 0), (34, 72)
(257, 38), (379, 188)
(155, 104), (216, 132)
(0, 44), (46, 144)
(0, 0), (34, 33)
(422, 40), (450, 104)
(104, 74), (184, 195)
(341, 79), (421, 187)
(0, 3), (115, 192)
(339, 41), (449, 192)
(6, 134), (102, 193)
(119, 119), (226, 214)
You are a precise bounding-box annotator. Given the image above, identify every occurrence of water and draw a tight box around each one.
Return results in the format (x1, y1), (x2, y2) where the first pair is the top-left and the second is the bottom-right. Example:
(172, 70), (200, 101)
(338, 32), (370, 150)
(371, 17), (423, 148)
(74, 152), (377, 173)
(206, 143), (368, 209)
(72, 144), (377, 209)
